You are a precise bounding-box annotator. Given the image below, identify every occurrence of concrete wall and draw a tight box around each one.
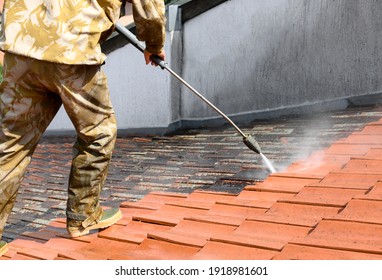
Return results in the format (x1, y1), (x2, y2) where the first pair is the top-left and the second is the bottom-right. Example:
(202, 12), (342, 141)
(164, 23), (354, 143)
(46, 0), (382, 134)
(180, 0), (382, 123)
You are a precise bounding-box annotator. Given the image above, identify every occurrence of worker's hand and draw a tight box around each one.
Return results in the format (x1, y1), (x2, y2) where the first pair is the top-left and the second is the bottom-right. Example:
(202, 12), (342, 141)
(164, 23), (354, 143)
(144, 50), (166, 67)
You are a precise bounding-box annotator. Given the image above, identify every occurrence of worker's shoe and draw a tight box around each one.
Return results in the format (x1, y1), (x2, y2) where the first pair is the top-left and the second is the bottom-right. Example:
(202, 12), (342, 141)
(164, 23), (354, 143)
(0, 241), (8, 257)
(67, 208), (122, 238)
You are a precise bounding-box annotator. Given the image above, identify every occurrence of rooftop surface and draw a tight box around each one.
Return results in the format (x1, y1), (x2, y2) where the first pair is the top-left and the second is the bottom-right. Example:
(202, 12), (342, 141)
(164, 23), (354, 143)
(2, 103), (382, 260)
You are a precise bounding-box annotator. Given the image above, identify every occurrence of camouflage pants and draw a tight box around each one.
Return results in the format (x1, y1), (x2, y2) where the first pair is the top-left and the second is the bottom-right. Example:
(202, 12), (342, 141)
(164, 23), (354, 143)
(0, 53), (117, 239)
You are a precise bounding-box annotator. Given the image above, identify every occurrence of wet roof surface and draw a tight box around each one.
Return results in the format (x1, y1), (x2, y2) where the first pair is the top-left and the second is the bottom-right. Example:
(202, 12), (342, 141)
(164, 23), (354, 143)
(2, 104), (382, 259)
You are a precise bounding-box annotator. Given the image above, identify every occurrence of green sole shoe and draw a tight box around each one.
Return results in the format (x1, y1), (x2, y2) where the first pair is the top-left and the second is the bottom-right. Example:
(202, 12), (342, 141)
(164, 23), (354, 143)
(67, 208), (122, 238)
(0, 241), (8, 257)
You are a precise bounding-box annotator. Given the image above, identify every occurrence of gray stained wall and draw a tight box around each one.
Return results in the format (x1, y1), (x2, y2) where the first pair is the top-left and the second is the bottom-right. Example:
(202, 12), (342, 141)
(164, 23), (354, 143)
(179, 0), (382, 124)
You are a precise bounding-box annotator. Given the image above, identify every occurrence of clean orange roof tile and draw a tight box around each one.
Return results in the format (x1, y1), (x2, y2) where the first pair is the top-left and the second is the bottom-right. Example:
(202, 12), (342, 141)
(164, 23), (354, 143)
(210, 220), (311, 251)
(236, 190), (295, 206)
(42, 237), (89, 252)
(305, 151), (351, 164)
(211, 233), (286, 251)
(206, 203), (269, 218)
(153, 204), (210, 217)
(58, 249), (109, 260)
(0, 247), (18, 259)
(130, 202), (210, 227)
(342, 133), (382, 144)
(282, 152), (351, 175)
(58, 238), (138, 260)
(248, 202), (341, 227)
(120, 201), (163, 210)
(184, 214), (246, 227)
(333, 199), (382, 224)
(120, 239), (200, 260)
(165, 200), (214, 210)
(117, 207), (155, 225)
(9, 238), (45, 251)
(364, 148), (382, 159)
(292, 220), (382, 255)
(356, 181), (382, 200)
(325, 143), (375, 155)
(283, 161), (345, 177)
(9, 254), (41, 260)
(168, 219), (237, 239)
(137, 191), (188, 204)
(360, 125), (382, 134)
(186, 190), (236, 203)
(13, 246), (59, 260)
(112, 220), (172, 236)
(234, 220), (312, 240)
(215, 198), (275, 210)
(342, 158), (382, 174)
(192, 241), (277, 260)
(245, 175), (321, 194)
(132, 212), (182, 227)
(311, 172), (380, 189)
(98, 224), (146, 244)
(279, 187), (366, 207)
(274, 244), (382, 260)
(148, 230), (206, 248)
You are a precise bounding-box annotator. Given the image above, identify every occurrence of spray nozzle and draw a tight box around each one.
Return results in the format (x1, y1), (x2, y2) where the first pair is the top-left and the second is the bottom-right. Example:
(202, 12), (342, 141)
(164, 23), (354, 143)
(243, 134), (262, 154)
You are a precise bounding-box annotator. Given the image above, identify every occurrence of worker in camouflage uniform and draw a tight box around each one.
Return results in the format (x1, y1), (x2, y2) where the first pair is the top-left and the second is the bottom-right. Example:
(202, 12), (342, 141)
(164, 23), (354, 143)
(0, 0), (166, 257)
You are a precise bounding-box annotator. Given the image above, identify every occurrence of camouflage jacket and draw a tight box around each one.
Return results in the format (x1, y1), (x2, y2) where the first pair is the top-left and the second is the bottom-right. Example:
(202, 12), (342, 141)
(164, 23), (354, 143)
(0, 0), (165, 65)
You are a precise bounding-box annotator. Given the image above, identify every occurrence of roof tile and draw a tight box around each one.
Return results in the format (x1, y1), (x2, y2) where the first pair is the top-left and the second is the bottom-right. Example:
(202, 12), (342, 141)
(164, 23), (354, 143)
(245, 176), (321, 194)
(341, 133), (382, 144)
(211, 233), (286, 251)
(14, 246), (59, 260)
(192, 241), (277, 260)
(118, 239), (200, 260)
(167, 219), (237, 239)
(333, 199), (382, 224)
(356, 181), (382, 200)
(342, 158), (382, 174)
(248, 202), (341, 227)
(325, 143), (376, 155)
(147, 230), (207, 248)
(311, 172), (380, 189)
(184, 214), (246, 227)
(292, 220), (382, 255)
(274, 244), (382, 260)
(278, 187), (366, 207)
(206, 203), (269, 218)
(58, 238), (138, 260)
(235, 220), (311, 237)
(363, 148), (382, 159)
(97, 225), (146, 244)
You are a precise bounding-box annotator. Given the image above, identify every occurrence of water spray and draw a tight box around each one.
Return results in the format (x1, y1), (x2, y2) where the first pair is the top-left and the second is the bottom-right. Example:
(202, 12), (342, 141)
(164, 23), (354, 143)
(115, 22), (277, 173)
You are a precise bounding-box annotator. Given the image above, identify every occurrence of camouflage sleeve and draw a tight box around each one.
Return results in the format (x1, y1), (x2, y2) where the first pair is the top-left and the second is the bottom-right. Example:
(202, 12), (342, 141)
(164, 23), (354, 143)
(98, 0), (122, 24)
(128, 0), (166, 54)
(98, 0), (122, 42)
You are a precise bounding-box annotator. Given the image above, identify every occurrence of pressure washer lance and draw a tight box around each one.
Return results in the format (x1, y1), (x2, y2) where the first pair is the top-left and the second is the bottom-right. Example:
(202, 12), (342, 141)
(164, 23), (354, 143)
(115, 22), (277, 173)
